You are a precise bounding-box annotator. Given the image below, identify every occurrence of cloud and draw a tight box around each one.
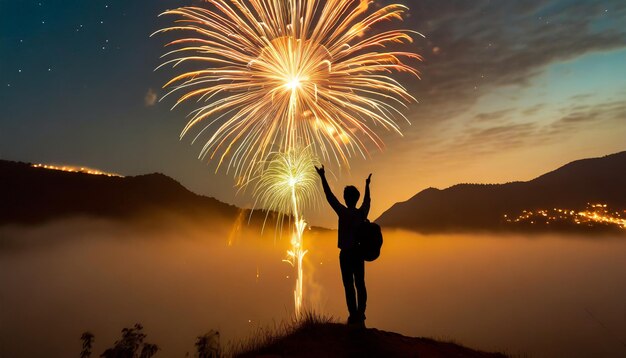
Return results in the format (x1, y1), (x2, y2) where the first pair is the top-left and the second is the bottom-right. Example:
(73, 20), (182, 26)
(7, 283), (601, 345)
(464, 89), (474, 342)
(439, 122), (540, 158)
(144, 88), (158, 107)
(548, 100), (626, 133)
(521, 104), (547, 117)
(473, 109), (516, 123)
(368, 0), (626, 171)
(435, 99), (626, 160)
(399, 0), (626, 126)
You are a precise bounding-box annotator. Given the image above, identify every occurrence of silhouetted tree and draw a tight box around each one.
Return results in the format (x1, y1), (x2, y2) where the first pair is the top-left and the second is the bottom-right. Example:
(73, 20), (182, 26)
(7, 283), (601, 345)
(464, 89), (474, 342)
(195, 330), (220, 358)
(100, 324), (159, 358)
(81, 331), (95, 358)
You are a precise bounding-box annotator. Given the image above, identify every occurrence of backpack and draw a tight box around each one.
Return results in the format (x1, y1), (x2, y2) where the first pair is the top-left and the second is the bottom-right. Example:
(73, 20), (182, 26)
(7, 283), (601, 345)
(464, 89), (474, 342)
(356, 220), (383, 262)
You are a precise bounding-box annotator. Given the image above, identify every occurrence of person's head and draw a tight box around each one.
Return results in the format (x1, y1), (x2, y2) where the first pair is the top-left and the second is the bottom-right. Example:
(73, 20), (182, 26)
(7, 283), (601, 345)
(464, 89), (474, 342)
(343, 185), (360, 208)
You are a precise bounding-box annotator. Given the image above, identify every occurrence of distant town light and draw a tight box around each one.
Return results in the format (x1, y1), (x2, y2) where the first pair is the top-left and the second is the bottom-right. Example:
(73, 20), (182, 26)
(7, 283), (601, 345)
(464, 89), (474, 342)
(504, 204), (625, 230)
(31, 163), (123, 177)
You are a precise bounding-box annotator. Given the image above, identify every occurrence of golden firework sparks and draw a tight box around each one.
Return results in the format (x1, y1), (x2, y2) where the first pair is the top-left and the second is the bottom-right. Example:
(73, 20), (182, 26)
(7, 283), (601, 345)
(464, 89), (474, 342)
(252, 146), (320, 227)
(154, 0), (422, 181)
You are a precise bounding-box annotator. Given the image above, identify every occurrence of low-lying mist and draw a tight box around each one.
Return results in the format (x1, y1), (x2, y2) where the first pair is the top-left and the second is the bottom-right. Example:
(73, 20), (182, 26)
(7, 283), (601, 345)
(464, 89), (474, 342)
(1, 215), (625, 358)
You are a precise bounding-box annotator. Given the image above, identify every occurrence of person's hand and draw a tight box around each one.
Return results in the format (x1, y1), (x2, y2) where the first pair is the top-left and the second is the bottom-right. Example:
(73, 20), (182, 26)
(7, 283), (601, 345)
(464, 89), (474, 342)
(315, 165), (325, 177)
(366, 173), (372, 185)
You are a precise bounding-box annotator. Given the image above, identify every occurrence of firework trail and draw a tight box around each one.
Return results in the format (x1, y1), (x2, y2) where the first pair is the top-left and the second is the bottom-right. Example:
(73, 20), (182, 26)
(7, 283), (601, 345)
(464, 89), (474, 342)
(253, 147), (320, 317)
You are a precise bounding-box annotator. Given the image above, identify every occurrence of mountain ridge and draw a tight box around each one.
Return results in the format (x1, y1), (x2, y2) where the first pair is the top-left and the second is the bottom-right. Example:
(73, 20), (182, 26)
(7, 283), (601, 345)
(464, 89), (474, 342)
(0, 159), (242, 226)
(3, 151), (625, 233)
(376, 151), (626, 233)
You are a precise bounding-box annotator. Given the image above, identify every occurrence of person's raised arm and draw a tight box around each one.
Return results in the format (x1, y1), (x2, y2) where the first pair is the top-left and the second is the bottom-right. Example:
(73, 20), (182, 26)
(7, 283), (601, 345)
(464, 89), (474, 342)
(361, 173), (372, 217)
(315, 165), (342, 213)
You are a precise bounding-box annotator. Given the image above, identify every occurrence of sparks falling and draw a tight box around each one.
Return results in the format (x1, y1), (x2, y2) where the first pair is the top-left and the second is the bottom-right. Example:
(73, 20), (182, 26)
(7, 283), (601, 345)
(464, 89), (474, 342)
(253, 147), (320, 317)
(154, 0), (422, 182)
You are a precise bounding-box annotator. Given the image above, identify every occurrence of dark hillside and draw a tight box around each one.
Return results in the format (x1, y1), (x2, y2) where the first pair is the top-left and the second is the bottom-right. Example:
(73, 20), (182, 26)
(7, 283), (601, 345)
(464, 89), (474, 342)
(0, 160), (240, 225)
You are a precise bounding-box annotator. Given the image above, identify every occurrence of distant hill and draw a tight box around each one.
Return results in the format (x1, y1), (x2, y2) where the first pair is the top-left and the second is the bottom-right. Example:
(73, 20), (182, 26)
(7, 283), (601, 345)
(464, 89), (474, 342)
(0, 160), (252, 226)
(376, 151), (626, 233)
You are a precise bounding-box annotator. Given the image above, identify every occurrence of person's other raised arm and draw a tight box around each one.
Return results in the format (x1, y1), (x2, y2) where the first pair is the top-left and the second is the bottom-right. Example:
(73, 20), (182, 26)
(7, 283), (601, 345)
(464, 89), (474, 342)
(315, 165), (342, 214)
(360, 173), (372, 217)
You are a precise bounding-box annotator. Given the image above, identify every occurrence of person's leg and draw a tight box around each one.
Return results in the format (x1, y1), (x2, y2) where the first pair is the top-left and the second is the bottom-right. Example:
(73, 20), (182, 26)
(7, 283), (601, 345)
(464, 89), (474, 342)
(353, 254), (367, 321)
(339, 250), (357, 321)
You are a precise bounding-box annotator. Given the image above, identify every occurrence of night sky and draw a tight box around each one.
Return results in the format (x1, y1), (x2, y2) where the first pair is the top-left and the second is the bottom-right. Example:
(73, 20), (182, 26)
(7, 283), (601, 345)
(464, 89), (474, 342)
(1, 0), (625, 227)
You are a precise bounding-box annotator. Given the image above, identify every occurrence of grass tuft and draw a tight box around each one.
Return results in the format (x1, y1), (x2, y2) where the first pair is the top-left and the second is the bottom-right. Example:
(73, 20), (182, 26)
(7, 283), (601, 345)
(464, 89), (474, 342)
(228, 309), (336, 357)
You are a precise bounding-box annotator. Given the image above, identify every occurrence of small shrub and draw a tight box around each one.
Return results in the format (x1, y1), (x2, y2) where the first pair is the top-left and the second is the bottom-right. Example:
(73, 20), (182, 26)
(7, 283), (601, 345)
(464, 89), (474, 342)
(99, 323), (159, 358)
(195, 330), (221, 358)
(80, 331), (95, 358)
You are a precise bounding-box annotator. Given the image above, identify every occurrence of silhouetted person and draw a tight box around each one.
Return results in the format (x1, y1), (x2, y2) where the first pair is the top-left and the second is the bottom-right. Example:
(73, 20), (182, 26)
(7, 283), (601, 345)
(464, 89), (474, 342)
(315, 165), (371, 325)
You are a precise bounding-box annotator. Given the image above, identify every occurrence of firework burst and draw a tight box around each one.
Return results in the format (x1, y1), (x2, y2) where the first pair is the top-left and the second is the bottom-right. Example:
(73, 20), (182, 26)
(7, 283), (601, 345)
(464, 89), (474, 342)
(253, 146), (320, 225)
(154, 0), (422, 182)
